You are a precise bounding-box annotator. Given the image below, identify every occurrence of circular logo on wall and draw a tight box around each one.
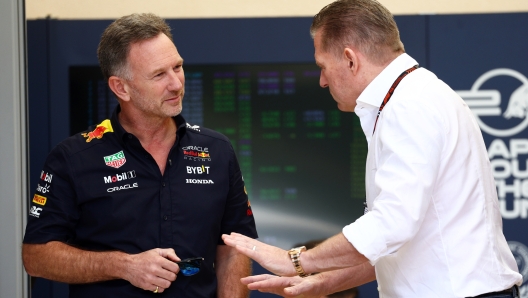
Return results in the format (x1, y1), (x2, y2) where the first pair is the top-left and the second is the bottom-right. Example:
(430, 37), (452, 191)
(508, 241), (528, 291)
(456, 68), (528, 137)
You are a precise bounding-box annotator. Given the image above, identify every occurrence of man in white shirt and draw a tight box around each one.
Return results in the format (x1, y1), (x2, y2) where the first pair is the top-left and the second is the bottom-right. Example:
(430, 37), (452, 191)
(222, 0), (522, 297)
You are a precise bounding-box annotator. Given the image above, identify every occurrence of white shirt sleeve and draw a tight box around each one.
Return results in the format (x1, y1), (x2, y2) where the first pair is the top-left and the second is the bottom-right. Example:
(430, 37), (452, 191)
(343, 89), (445, 265)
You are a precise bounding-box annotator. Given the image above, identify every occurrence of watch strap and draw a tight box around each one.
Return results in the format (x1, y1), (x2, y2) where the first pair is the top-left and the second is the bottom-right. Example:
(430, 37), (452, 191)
(288, 246), (309, 277)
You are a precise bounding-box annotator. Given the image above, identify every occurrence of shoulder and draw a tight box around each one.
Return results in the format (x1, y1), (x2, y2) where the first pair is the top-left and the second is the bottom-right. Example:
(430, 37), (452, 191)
(184, 123), (231, 144)
(52, 119), (118, 158)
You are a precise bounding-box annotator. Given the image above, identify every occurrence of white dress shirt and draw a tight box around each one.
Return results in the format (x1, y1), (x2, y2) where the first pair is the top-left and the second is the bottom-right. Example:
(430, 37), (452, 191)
(342, 53), (522, 297)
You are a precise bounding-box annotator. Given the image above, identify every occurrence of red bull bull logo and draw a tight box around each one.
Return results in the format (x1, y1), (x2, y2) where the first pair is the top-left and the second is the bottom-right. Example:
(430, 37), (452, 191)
(82, 119), (114, 142)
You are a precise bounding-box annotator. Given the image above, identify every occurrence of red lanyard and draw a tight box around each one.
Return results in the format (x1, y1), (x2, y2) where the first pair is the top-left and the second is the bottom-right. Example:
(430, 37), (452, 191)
(372, 65), (419, 135)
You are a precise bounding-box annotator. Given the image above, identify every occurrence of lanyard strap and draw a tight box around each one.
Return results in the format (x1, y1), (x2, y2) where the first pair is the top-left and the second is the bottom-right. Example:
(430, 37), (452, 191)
(372, 65), (419, 135)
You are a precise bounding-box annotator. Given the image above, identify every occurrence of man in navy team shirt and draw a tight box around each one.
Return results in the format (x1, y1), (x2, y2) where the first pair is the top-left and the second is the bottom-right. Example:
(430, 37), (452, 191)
(23, 13), (257, 297)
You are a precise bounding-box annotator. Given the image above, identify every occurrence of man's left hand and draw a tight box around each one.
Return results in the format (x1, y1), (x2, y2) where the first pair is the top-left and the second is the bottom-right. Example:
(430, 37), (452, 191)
(241, 274), (324, 298)
(221, 233), (296, 276)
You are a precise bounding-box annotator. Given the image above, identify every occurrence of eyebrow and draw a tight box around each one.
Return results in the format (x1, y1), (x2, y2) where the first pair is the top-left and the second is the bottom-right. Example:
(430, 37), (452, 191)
(149, 58), (184, 77)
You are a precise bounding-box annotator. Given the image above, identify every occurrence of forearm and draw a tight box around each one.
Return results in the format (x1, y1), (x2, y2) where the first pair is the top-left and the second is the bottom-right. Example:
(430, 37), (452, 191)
(216, 245), (251, 298)
(315, 262), (375, 295)
(23, 241), (128, 283)
(302, 232), (369, 274)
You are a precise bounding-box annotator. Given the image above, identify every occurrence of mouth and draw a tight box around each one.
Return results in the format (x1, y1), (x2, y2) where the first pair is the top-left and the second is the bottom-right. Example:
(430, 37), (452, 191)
(165, 94), (182, 103)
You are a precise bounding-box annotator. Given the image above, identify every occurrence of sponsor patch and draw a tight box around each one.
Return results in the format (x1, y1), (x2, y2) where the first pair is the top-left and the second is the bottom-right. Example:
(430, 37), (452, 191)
(36, 183), (50, 194)
(104, 150), (126, 169)
(182, 146), (211, 162)
(40, 171), (53, 183)
(186, 166), (210, 174)
(104, 170), (136, 184)
(186, 123), (201, 132)
(32, 194), (47, 206)
(186, 179), (214, 184)
(82, 119), (113, 142)
(29, 206), (43, 218)
(107, 182), (138, 192)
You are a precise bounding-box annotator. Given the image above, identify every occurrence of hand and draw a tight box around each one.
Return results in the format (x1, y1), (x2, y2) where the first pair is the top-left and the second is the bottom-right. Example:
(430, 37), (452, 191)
(122, 248), (180, 294)
(241, 274), (324, 298)
(221, 233), (296, 276)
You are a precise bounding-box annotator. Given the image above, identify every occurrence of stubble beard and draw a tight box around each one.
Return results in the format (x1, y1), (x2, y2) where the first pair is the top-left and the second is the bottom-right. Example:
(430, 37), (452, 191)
(131, 88), (184, 119)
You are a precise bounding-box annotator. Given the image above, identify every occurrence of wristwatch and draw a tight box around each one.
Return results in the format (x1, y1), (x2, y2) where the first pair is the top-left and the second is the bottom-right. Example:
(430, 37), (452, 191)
(288, 246), (309, 277)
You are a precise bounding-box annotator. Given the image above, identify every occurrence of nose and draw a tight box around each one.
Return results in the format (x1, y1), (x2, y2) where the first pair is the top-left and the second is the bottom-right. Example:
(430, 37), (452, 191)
(319, 71), (328, 88)
(167, 69), (183, 92)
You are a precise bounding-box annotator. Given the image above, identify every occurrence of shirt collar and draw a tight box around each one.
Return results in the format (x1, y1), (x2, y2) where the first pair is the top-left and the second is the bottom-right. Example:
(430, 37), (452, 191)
(110, 104), (188, 145)
(354, 53), (418, 142)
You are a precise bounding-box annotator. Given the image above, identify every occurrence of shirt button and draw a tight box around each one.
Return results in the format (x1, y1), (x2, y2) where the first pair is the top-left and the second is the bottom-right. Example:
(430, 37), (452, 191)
(162, 182), (166, 187)
(163, 215), (168, 221)
(128, 135), (133, 139)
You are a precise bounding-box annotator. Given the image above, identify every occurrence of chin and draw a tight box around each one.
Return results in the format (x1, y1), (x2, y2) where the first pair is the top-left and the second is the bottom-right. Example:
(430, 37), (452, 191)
(164, 105), (182, 118)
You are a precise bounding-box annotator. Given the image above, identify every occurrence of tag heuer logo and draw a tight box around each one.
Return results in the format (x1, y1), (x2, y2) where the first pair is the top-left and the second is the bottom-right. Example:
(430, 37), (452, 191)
(104, 151), (126, 169)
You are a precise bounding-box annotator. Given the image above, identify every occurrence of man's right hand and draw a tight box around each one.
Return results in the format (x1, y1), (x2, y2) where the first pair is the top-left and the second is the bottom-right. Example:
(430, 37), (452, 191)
(123, 248), (181, 293)
(22, 242), (182, 294)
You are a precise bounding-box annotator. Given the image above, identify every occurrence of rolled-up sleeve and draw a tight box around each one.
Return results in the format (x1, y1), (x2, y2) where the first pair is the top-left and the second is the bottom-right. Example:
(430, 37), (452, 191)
(343, 91), (444, 265)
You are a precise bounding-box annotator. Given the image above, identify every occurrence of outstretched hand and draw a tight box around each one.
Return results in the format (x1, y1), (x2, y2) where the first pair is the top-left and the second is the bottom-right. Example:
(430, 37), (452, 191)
(221, 233), (297, 276)
(241, 274), (325, 298)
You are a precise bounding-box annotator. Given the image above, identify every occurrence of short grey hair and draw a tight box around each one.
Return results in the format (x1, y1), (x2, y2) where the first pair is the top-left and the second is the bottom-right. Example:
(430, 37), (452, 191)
(310, 0), (404, 65)
(97, 13), (173, 80)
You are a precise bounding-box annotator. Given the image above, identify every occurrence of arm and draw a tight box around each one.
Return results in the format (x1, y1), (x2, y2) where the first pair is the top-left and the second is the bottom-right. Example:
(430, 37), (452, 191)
(216, 244), (251, 298)
(221, 232), (368, 277)
(240, 262), (375, 298)
(23, 241), (180, 293)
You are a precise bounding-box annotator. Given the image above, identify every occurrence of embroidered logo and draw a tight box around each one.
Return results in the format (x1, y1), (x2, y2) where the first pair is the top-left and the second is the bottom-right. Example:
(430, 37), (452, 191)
(81, 119), (114, 142)
(40, 171), (53, 184)
(32, 194), (47, 206)
(29, 206), (43, 218)
(182, 146), (211, 161)
(107, 182), (138, 193)
(185, 179), (214, 184)
(36, 183), (50, 194)
(186, 123), (201, 132)
(104, 170), (136, 184)
(104, 150), (126, 169)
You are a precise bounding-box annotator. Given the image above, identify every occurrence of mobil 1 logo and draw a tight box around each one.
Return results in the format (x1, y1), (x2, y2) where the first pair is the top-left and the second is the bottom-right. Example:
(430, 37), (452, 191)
(104, 170), (136, 184)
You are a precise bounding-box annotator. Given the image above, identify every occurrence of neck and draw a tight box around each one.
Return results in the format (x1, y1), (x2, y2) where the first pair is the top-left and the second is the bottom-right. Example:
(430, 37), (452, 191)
(118, 108), (177, 146)
(362, 52), (403, 86)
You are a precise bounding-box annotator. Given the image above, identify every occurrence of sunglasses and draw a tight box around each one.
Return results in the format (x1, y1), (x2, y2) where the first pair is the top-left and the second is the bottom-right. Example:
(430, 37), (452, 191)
(176, 257), (204, 276)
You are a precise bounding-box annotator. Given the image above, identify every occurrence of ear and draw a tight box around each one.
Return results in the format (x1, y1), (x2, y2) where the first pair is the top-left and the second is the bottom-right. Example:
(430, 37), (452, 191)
(343, 47), (359, 75)
(108, 76), (131, 102)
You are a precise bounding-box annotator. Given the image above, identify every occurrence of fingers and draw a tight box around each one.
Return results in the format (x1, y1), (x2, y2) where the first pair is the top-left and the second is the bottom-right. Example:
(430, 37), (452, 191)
(158, 248), (180, 262)
(151, 285), (164, 294)
(243, 275), (307, 297)
(125, 248), (180, 291)
(222, 232), (256, 249)
(246, 275), (299, 290)
(222, 233), (262, 260)
(241, 274), (277, 285)
(283, 276), (318, 297)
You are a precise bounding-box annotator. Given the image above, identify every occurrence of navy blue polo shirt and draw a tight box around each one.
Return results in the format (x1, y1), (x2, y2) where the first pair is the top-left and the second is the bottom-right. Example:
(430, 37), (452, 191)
(23, 106), (258, 297)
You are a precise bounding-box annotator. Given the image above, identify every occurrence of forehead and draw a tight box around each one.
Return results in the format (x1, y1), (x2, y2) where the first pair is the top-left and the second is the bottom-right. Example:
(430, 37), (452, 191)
(313, 32), (335, 65)
(127, 33), (182, 71)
